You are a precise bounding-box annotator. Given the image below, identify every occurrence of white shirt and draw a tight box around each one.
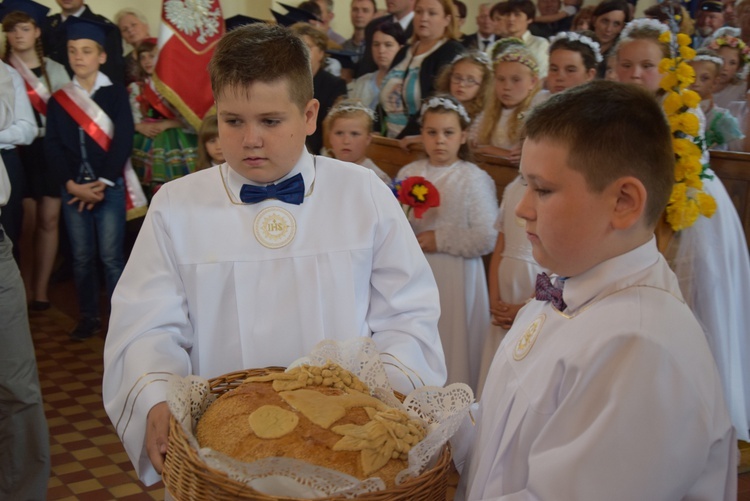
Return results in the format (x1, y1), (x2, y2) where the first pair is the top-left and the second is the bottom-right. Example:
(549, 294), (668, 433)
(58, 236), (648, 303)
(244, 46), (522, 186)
(103, 152), (446, 485)
(454, 238), (736, 500)
(0, 64), (37, 150)
(0, 64), (15, 210)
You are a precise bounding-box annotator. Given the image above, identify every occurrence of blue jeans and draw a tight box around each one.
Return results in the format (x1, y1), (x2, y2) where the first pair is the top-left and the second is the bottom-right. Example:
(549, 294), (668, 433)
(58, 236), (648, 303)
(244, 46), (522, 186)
(61, 177), (126, 319)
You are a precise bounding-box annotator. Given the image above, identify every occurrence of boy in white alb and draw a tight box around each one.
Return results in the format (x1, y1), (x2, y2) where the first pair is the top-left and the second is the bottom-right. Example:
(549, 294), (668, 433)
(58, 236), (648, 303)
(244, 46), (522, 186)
(102, 24), (446, 486)
(453, 81), (737, 500)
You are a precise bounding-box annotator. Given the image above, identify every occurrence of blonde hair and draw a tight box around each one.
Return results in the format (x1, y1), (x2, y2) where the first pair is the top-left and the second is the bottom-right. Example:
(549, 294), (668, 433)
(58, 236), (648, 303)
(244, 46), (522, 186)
(323, 99), (373, 143)
(197, 114), (220, 170)
(478, 48), (540, 146)
(434, 52), (492, 121)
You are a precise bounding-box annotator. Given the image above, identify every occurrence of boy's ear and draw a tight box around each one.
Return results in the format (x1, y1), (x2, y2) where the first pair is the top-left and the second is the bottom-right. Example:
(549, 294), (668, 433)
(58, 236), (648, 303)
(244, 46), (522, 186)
(610, 176), (647, 230)
(304, 98), (320, 136)
(98, 51), (107, 66)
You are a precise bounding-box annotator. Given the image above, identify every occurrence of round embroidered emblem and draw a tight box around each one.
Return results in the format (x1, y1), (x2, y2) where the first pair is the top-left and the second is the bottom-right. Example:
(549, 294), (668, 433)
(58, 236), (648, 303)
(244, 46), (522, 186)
(253, 207), (296, 249)
(513, 314), (546, 361)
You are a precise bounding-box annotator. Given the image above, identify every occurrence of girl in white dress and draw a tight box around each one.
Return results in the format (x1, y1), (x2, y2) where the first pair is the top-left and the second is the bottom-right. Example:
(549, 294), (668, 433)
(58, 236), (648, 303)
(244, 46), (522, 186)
(473, 46), (545, 165)
(616, 18), (750, 442)
(396, 95), (498, 392)
(324, 99), (391, 184)
(476, 32), (602, 396)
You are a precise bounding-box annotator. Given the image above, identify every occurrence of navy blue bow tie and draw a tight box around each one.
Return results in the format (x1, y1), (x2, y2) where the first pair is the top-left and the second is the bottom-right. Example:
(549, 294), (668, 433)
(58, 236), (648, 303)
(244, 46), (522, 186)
(239, 173), (305, 205)
(535, 273), (566, 311)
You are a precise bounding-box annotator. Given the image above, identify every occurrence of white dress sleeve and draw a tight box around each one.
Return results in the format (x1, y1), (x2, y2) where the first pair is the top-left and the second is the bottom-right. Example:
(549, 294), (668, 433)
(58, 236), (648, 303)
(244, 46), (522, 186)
(434, 165), (498, 258)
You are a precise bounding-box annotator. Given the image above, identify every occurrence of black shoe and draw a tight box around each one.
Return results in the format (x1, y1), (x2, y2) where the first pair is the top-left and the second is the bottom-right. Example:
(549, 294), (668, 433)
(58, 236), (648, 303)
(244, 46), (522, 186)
(70, 317), (101, 341)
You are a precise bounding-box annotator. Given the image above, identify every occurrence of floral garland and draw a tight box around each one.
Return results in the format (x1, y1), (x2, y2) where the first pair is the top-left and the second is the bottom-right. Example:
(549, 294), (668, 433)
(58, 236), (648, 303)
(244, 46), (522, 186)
(707, 35), (750, 65)
(658, 30), (717, 231)
(548, 31), (603, 64)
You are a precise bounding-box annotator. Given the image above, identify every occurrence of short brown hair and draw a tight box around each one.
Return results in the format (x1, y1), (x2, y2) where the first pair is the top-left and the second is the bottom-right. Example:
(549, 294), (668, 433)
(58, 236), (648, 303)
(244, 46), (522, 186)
(197, 114), (219, 170)
(208, 24), (312, 111)
(523, 80), (674, 227)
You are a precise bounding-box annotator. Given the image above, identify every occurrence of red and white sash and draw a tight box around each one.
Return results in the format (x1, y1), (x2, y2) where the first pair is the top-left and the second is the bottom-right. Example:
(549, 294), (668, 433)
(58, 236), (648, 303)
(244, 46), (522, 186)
(9, 53), (50, 116)
(141, 79), (176, 120)
(52, 82), (148, 219)
(53, 82), (113, 151)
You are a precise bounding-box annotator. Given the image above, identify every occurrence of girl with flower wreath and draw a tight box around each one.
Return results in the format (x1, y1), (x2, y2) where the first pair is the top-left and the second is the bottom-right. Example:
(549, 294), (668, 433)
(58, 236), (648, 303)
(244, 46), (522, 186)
(323, 99), (392, 184)
(128, 39), (197, 199)
(473, 47), (547, 165)
(615, 18), (750, 444)
(546, 30), (601, 95)
(707, 32), (750, 108)
(395, 95), (498, 393)
(2, 5), (69, 311)
(399, 51), (493, 150)
(688, 48), (744, 150)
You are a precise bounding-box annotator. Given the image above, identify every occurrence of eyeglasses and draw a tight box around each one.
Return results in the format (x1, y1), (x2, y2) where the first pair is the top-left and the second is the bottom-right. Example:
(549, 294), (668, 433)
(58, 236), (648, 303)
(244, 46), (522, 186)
(450, 74), (481, 86)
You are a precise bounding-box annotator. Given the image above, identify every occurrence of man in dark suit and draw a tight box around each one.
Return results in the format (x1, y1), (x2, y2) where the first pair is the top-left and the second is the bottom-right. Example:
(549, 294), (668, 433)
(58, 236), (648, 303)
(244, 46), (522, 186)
(355, 0), (415, 77)
(462, 3), (497, 51)
(42, 0), (125, 83)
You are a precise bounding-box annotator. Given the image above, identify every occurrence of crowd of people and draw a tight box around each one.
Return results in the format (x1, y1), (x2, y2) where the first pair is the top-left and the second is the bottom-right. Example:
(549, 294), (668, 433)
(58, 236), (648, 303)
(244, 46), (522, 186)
(0, 0), (749, 499)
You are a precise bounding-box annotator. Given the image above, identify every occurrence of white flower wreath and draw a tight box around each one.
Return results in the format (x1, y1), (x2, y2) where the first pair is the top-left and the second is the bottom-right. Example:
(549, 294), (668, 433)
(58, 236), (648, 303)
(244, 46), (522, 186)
(548, 31), (603, 64)
(420, 96), (471, 124)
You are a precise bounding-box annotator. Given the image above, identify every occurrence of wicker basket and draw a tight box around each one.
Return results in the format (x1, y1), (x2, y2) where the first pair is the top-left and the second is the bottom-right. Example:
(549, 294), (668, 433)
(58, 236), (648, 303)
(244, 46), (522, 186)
(162, 367), (453, 501)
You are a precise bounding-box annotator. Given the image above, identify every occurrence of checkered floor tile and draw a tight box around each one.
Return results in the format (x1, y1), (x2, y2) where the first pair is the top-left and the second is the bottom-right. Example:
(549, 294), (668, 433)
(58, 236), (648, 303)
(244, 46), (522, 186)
(31, 307), (165, 501)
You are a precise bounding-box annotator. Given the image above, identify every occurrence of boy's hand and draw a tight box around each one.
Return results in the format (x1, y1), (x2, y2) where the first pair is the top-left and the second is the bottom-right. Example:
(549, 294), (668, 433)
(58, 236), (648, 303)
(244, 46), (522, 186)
(416, 230), (437, 253)
(66, 180), (105, 212)
(491, 300), (524, 329)
(146, 402), (171, 474)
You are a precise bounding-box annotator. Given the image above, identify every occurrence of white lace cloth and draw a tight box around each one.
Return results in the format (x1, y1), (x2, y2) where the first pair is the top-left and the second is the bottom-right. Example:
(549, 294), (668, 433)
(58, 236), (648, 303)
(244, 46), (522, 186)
(167, 338), (473, 498)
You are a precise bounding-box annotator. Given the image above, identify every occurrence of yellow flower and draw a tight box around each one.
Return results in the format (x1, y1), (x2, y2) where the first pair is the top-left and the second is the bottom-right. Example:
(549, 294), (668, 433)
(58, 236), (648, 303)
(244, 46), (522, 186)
(685, 172), (704, 189)
(660, 72), (679, 92)
(675, 62), (695, 84)
(669, 181), (687, 205)
(679, 45), (696, 60)
(673, 137), (701, 158)
(675, 154), (702, 181)
(681, 89), (701, 108)
(659, 31), (672, 44)
(659, 58), (675, 74)
(696, 192), (717, 217)
(680, 112), (700, 136)
(663, 91), (683, 115)
(667, 197), (700, 231)
(676, 33), (692, 47)
(411, 184), (428, 202)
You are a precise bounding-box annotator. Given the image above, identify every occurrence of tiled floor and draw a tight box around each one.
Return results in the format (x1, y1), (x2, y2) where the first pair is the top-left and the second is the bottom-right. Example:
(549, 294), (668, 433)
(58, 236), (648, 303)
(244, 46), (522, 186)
(33, 277), (750, 500)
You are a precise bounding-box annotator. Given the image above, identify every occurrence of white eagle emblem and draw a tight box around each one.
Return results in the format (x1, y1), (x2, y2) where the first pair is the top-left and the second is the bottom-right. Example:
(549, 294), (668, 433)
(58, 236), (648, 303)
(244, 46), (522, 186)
(164, 0), (221, 44)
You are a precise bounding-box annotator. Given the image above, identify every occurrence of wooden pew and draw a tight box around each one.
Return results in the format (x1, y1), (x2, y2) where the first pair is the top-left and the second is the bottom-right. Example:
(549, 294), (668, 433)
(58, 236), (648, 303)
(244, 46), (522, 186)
(367, 135), (750, 250)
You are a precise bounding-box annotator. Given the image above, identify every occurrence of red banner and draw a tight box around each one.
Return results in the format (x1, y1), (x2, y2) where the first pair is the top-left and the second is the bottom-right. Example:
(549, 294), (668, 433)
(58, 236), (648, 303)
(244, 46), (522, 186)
(153, 0), (224, 130)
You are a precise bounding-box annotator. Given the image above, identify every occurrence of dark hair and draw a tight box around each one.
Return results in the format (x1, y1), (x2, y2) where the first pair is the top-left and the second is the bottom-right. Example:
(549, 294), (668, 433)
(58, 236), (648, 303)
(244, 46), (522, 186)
(592, 0), (632, 23)
(209, 24), (313, 110)
(420, 94), (473, 161)
(507, 0), (537, 21)
(571, 5), (595, 31)
(135, 39), (157, 80)
(454, 0), (467, 18)
(524, 81), (673, 227)
(549, 30), (600, 70)
(2, 11), (51, 91)
(298, 1), (323, 21)
(374, 19), (407, 45)
(490, 1), (511, 17)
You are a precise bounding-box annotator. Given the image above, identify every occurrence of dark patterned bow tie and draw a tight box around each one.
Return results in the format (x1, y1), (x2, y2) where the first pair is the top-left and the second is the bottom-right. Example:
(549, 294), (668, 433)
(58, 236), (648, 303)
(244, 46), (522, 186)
(239, 173), (305, 205)
(535, 273), (566, 311)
